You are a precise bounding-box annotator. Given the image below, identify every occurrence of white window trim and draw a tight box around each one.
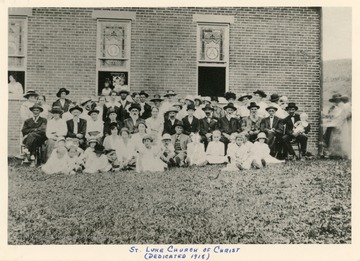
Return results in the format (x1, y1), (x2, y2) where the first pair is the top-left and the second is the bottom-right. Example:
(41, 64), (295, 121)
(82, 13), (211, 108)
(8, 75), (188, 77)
(196, 22), (230, 94)
(95, 18), (132, 96)
(8, 15), (28, 100)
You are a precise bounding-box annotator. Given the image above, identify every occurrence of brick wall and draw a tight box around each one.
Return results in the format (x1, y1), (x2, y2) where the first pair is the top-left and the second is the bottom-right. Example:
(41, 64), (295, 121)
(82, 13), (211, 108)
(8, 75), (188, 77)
(8, 7), (321, 155)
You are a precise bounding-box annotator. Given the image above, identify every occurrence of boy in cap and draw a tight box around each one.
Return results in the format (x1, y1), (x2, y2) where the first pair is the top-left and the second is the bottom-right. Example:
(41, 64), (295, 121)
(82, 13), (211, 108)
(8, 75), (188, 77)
(52, 88), (72, 112)
(171, 122), (191, 167)
(160, 134), (176, 167)
(199, 104), (218, 148)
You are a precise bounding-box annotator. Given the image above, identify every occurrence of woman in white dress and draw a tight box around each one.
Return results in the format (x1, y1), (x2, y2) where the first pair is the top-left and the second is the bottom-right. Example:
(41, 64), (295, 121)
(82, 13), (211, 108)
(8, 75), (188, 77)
(136, 135), (166, 173)
(145, 107), (164, 141)
(115, 128), (136, 169)
(131, 121), (149, 152)
(8, 74), (23, 95)
(37, 95), (51, 119)
(103, 123), (122, 150)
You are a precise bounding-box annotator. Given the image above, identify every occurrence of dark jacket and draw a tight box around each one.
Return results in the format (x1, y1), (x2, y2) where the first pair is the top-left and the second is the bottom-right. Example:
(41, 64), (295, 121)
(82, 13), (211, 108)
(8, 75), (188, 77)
(182, 115), (200, 135)
(163, 118), (182, 135)
(217, 116), (240, 135)
(123, 117), (145, 134)
(260, 115), (283, 135)
(66, 118), (87, 138)
(22, 117), (47, 136)
(282, 114), (310, 135)
(140, 103), (152, 120)
(52, 98), (72, 112)
(199, 117), (218, 137)
(103, 119), (123, 136)
(118, 100), (131, 122)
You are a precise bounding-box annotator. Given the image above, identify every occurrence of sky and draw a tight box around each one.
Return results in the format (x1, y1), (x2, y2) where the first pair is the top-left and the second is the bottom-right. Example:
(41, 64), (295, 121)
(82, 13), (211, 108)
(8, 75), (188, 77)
(322, 7), (352, 61)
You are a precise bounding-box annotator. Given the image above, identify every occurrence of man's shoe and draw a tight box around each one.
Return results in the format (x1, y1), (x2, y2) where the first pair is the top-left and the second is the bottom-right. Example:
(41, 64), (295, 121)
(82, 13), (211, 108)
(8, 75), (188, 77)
(261, 159), (267, 167)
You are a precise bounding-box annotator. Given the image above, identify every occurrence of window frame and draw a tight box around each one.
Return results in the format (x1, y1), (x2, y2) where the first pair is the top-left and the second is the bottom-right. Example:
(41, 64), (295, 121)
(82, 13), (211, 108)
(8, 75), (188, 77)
(196, 22), (230, 94)
(96, 18), (132, 96)
(8, 15), (28, 98)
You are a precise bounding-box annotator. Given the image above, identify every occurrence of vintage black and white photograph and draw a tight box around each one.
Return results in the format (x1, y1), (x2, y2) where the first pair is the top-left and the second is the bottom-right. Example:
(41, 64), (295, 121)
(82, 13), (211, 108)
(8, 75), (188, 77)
(4, 3), (354, 256)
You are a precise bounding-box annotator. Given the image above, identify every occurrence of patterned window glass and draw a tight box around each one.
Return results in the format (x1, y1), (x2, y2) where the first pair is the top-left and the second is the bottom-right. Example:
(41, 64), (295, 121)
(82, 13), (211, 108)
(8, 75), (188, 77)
(99, 22), (127, 60)
(199, 26), (225, 62)
(8, 18), (26, 68)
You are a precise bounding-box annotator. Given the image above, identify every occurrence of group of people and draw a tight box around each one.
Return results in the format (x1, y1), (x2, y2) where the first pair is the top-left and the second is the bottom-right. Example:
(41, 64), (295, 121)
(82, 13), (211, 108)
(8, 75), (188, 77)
(18, 86), (315, 174)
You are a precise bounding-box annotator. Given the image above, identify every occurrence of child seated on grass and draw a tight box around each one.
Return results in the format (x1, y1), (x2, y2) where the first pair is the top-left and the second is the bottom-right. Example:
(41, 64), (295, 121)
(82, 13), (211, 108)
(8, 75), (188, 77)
(83, 138), (97, 163)
(252, 132), (285, 168)
(105, 149), (122, 172)
(160, 133), (176, 167)
(186, 132), (207, 166)
(204, 130), (228, 165)
(293, 112), (310, 136)
(136, 134), (166, 173)
(67, 145), (84, 174)
(42, 138), (69, 174)
(71, 137), (84, 160)
(83, 144), (111, 174)
(222, 133), (254, 171)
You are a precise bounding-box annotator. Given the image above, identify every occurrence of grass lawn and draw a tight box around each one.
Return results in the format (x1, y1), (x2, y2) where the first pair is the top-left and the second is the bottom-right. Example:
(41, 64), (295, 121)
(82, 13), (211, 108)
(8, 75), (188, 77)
(8, 159), (351, 244)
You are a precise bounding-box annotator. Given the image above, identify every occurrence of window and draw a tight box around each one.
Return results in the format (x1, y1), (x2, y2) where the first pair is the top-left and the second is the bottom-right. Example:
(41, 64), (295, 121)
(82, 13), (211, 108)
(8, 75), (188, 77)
(96, 19), (131, 96)
(8, 16), (27, 96)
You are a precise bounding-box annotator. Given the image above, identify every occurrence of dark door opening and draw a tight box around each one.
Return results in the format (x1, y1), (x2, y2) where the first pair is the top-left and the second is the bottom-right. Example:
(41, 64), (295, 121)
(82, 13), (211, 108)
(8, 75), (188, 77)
(198, 67), (226, 97)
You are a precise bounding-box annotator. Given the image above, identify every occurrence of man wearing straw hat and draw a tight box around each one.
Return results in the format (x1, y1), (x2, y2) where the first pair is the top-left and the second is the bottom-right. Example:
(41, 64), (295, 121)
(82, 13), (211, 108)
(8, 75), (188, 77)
(163, 106), (182, 135)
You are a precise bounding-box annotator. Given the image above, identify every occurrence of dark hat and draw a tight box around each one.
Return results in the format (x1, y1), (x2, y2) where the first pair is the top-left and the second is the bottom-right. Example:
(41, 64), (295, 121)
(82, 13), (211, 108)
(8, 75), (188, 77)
(285, 102), (299, 111)
(119, 127), (130, 135)
(29, 103), (44, 112)
(164, 90), (177, 97)
(139, 90), (149, 98)
(107, 108), (118, 116)
(87, 109), (100, 116)
(69, 105), (83, 114)
(269, 93), (280, 102)
(265, 104), (278, 112)
(223, 102), (237, 111)
(80, 97), (93, 106)
(118, 88), (130, 95)
(109, 122), (119, 129)
(142, 134), (153, 142)
(23, 90), (39, 99)
(238, 93), (253, 101)
(94, 144), (105, 154)
(224, 92), (236, 101)
(329, 93), (342, 103)
(173, 102), (183, 109)
(105, 149), (116, 155)
(56, 88), (70, 97)
(253, 90), (267, 98)
(174, 121), (184, 129)
(340, 95), (349, 103)
(49, 106), (63, 114)
(202, 104), (214, 111)
(211, 96), (219, 102)
(128, 103), (141, 112)
(187, 104), (196, 111)
(150, 94), (164, 103)
(247, 102), (260, 110)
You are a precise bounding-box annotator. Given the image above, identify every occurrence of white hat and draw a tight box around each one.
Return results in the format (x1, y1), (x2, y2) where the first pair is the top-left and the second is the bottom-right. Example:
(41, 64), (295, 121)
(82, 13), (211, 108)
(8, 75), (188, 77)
(162, 134), (172, 140)
(184, 95), (194, 102)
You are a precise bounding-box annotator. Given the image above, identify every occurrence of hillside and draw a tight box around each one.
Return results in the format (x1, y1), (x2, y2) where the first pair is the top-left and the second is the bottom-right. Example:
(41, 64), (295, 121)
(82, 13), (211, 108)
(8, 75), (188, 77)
(322, 59), (351, 110)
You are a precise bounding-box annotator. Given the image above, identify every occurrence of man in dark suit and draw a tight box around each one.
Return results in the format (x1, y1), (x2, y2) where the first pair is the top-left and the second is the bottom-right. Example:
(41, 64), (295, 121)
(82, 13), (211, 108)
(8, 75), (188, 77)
(260, 104), (284, 156)
(199, 104), (218, 147)
(123, 103), (145, 134)
(118, 89), (131, 122)
(218, 103), (240, 145)
(282, 103), (310, 159)
(182, 104), (200, 135)
(21, 104), (47, 166)
(66, 105), (87, 148)
(52, 88), (72, 112)
(163, 107), (182, 135)
(139, 90), (152, 120)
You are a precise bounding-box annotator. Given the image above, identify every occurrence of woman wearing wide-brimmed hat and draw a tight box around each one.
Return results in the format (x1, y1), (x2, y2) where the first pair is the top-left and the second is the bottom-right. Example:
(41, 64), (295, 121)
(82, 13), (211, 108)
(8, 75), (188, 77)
(240, 101), (263, 142)
(20, 90), (39, 122)
(237, 93), (252, 118)
(52, 88), (72, 113)
(252, 89), (269, 118)
(45, 106), (67, 161)
(210, 96), (225, 120)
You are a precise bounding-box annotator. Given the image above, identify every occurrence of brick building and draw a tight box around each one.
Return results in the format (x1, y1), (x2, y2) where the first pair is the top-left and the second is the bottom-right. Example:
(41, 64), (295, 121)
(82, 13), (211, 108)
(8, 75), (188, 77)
(8, 7), (321, 156)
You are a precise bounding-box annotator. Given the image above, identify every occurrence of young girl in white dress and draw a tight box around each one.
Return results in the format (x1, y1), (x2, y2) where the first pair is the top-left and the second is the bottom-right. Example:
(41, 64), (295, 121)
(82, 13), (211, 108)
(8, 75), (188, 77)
(83, 138), (97, 164)
(205, 130), (228, 164)
(131, 121), (148, 152)
(136, 135), (166, 173)
(84, 144), (111, 174)
(222, 133), (254, 171)
(67, 145), (84, 174)
(186, 132), (207, 166)
(116, 128), (136, 170)
(42, 139), (69, 174)
(252, 132), (285, 167)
